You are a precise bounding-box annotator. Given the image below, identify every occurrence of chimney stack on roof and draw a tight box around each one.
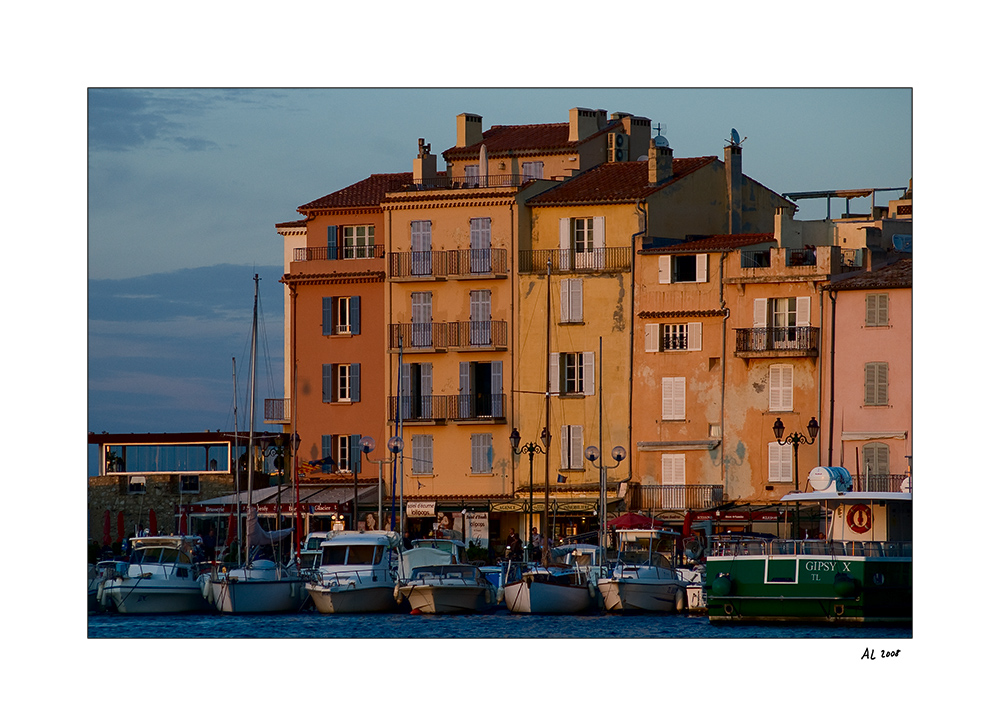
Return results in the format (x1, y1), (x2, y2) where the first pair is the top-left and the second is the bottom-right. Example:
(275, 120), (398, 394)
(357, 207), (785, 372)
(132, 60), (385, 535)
(725, 141), (743, 234)
(457, 113), (483, 148)
(414, 138), (437, 186)
(569, 107), (601, 142)
(648, 138), (673, 185)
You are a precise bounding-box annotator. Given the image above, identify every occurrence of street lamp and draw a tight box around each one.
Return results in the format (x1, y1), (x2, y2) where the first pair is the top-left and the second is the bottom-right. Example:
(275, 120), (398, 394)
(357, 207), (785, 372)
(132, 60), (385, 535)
(585, 444), (627, 568)
(360, 436), (395, 531)
(774, 416), (819, 540)
(387, 436), (404, 533)
(510, 426), (549, 563)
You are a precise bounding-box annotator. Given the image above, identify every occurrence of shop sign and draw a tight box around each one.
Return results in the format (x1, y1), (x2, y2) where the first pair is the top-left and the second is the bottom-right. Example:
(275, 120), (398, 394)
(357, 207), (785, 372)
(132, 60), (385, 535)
(466, 512), (489, 546)
(490, 502), (524, 512)
(407, 501), (437, 517)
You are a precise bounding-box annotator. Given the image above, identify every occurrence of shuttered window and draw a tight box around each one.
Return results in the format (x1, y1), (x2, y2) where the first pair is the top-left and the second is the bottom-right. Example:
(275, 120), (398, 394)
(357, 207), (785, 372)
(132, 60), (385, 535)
(768, 442), (793, 482)
(864, 362), (889, 406)
(769, 365), (794, 411)
(862, 442), (890, 476)
(661, 454), (685, 485)
(560, 425), (584, 470)
(645, 322), (702, 352)
(661, 377), (686, 420)
(471, 433), (493, 474)
(411, 434), (433, 475)
(560, 278), (583, 322)
(323, 296), (361, 335)
(866, 293), (889, 327)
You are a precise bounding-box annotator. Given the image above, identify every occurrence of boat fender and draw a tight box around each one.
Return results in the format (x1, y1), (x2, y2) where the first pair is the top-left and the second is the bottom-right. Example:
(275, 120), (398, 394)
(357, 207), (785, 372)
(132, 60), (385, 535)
(588, 582), (595, 599)
(201, 577), (214, 604)
(833, 573), (858, 598)
(496, 587), (504, 604)
(711, 574), (733, 596)
(97, 581), (108, 609)
(394, 582), (403, 604)
(674, 588), (686, 612)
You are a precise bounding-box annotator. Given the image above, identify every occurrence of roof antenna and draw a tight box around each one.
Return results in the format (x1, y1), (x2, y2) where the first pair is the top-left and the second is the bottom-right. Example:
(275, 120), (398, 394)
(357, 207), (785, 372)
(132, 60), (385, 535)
(728, 128), (746, 148)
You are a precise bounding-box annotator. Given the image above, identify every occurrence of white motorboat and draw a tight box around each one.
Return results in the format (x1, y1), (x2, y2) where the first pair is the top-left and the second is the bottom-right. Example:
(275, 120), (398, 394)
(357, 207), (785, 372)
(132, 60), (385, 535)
(306, 530), (402, 613)
(100, 536), (211, 614)
(398, 564), (494, 614)
(398, 537), (468, 580)
(598, 528), (687, 613)
(89, 560), (127, 612)
(502, 544), (603, 614)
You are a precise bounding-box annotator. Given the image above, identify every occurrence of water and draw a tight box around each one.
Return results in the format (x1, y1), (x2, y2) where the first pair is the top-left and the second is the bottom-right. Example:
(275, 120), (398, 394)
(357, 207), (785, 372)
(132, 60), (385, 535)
(88, 610), (911, 639)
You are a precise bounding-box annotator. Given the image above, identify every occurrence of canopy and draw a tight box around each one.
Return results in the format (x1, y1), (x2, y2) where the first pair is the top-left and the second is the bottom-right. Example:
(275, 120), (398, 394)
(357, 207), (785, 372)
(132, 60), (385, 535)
(608, 512), (667, 529)
(246, 506), (293, 547)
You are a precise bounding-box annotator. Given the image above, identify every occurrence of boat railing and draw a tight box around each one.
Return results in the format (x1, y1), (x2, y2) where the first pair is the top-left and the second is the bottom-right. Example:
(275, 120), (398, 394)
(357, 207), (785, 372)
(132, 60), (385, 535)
(710, 539), (912, 558)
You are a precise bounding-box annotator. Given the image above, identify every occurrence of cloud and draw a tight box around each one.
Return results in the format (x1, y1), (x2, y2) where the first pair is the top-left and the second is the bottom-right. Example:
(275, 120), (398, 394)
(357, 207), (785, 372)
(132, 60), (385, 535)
(88, 89), (221, 152)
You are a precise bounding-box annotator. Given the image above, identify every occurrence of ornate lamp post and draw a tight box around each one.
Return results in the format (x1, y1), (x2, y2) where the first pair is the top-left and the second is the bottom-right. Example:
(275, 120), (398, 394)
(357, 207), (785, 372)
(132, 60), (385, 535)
(360, 436), (396, 531)
(773, 416), (819, 539)
(510, 426), (550, 563)
(585, 444), (627, 568)
(387, 436), (404, 532)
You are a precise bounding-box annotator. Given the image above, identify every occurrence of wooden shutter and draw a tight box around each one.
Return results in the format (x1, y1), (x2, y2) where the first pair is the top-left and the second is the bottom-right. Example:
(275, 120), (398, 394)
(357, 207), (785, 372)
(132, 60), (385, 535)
(560, 425), (570, 469)
(661, 454), (684, 486)
(769, 365), (793, 411)
(322, 297), (333, 336)
(696, 253), (708, 283)
(753, 299), (768, 327)
(322, 364), (333, 403)
(866, 293), (889, 327)
(549, 353), (560, 394)
(687, 322), (702, 351)
(327, 226), (338, 260)
(349, 296), (361, 334)
(582, 352), (595, 396)
(796, 296), (811, 326)
(661, 377), (685, 420)
(491, 361), (503, 417)
(349, 363), (361, 402)
(645, 323), (660, 352)
(570, 279), (583, 321)
(768, 442), (792, 482)
(865, 362), (889, 405)
(659, 255), (672, 284)
(459, 362), (471, 418)
(560, 279), (570, 322)
(349, 434), (361, 472)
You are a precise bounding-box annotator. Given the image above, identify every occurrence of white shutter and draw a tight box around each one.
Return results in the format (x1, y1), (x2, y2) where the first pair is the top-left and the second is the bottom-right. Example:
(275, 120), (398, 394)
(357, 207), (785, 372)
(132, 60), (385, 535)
(753, 299), (768, 327)
(769, 365), (793, 411)
(571, 425), (584, 469)
(661, 377), (685, 420)
(659, 255), (672, 284)
(561, 425), (570, 469)
(661, 454), (684, 486)
(645, 324), (660, 353)
(796, 296), (811, 326)
(559, 218), (571, 250)
(687, 322), (702, 351)
(768, 442), (793, 482)
(560, 279), (569, 322)
(696, 253), (708, 283)
(549, 353), (560, 394)
(593, 217), (605, 249)
(569, 279), (583, 321)
(582, 352), (595, 396)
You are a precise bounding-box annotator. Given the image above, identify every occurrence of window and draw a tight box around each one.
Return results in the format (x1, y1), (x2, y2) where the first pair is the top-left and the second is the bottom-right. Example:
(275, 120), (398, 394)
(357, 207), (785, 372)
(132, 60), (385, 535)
(866, 293), (889, 327)
(741, 249), (771, 268)
(323, 363), (360, 403)
(661, 377), (686, 420)
(469, 290), (492, 345)
(470, 218), (492, 273)
(550, 352), (594, 395)
(862, 442), (890, 477)
(179, 475), (200, 493)
(522, 161), (543, 180)
(322, 296), (360, 335)
(410, 221), (432, 275)
(864, 362), (889, 406)
(560, 425), (584, 470)
(410, 292), (432, 347)
(412, 434), (433, 475)
(661, 454), (685, 486)
(769, 364), (793, 411)
(321, 435), (360, 473)
(342, 225), (376, 259)
(657, 253), (708, 284)
(128, 476), (147, 494)
(401, 363), (433, 420)
(753, 297), (812, 349)
(768, 442), (793, 482)
(560, 279), (583, 323)
(459, 361), (504, 418)
(471, 433), (493, 474)
(645, 322), (702, 351)
(558, 217), (605, 270)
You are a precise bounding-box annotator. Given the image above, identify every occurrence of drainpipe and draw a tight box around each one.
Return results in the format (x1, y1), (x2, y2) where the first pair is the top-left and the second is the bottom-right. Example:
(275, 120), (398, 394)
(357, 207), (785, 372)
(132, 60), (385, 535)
(719, 252), (730, 497)
(627, 200), (646, 493)
(826, 288), (838, 466)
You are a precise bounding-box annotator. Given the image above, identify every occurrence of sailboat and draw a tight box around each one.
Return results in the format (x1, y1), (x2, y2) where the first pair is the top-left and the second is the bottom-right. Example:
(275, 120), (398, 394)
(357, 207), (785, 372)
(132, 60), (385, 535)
(203, 274), (309, 613)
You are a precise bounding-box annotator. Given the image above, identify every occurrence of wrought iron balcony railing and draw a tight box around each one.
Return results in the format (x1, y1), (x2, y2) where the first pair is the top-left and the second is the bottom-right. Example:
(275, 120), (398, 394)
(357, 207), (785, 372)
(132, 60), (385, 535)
(734, 326), (820, 356)
(388, 322), (450, 351)
(388, 249), (509, 279)
(388, 321), (508, 351)
(449, 393), (506, 421)
(626, 484), (724, 511)
(785, 248), (817, 267)
(388, 250), (450, 278)
(449, 248), (508, 276)
(450, 320), (508, 349)
(387, 395), (449, 422)
(519, 247), (631, 274)
(293, 244), (384, 262)
(264, 398), (290, 423)
(403, 173), (532, 191)
(854, 473), (911, 493)
(386, 394), (507, 422)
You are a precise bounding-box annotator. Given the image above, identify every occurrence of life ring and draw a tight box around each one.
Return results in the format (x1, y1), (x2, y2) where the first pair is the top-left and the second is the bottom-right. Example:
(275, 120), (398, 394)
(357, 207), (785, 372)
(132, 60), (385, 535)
(847, 504), (873, 534)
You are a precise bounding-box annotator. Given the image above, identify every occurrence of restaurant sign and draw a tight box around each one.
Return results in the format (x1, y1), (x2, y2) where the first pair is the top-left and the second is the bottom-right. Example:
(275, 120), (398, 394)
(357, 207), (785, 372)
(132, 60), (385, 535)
(406, 501), (437, 517)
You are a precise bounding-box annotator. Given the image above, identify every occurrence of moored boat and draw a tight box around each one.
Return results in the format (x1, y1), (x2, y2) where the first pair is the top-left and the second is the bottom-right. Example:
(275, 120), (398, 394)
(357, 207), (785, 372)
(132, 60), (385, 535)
(100, 536), (212, 614)
(705, 470), (912, 624)
(305, 530), (402, 613)
(598, 528), (687, 613)
(398, 564), (494, 614)
(503, 544), (602, 614)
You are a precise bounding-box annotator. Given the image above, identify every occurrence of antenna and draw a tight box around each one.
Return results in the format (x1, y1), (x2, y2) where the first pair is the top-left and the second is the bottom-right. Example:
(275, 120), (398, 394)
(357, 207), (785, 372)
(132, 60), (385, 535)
(729, 128), (746, 147)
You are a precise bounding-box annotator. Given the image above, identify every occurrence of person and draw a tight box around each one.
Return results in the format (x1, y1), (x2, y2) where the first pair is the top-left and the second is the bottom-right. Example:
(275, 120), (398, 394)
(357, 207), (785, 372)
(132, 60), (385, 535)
(507, 529), (523, 561)
(365, 513), (378, 532)
(202, 526), (217, 560)
(530, 527), (541, 561)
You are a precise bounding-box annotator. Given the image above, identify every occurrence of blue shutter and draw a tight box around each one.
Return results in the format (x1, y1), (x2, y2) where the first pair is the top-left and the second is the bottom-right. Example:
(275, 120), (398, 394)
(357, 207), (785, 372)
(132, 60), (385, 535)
(349, 296), (361, 335)
(322, 297), (333, 336)
(350, 363), (361, 402)
(350, 434), (361, 473)
(322, 364), (332, 403)
(321, 434), (332, 474)
(491, 360), (503, 417)
(327, 226), (339, 260)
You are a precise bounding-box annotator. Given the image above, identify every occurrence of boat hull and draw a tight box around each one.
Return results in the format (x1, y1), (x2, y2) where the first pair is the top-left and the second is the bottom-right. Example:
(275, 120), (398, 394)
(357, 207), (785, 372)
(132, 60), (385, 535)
(705, 554), (912, 624)
(103, 580), (210, 614)
(306, 582), (397, 614)
(503, 579), (594, 614)
(208, 577), (309, 614)
(403, 584), (491, 614)
(598, 579), (684, 613)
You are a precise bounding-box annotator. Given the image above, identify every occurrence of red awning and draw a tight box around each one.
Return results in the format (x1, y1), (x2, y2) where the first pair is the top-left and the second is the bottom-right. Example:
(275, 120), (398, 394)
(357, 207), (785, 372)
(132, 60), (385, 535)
(608, 512), (666, 529)
(102, 510), (112, 546)
(148, 509), (158, 536)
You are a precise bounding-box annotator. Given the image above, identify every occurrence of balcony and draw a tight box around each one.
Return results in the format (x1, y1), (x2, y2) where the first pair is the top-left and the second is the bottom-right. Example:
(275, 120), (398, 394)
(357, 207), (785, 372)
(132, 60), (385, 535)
(389, 251), (450, 279)
(264, 398), (290, 424)
(449, 248), (508, 278)
(519, 247), (631, 274)
(734, 326), (820, 358)
(626, 484), (724, 510)
(388, 248), (508, 280)
(402, 173), (531, 191)
(388, 320), (508, 352)
(293, 244), (384, 262)
(854, 473), (911, 493)
(386, 393), (507, 423)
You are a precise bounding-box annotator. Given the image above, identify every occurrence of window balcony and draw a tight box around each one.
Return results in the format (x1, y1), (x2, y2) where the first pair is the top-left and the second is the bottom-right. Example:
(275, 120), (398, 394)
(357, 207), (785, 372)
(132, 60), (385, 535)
(264, 398), (290, 424)
(519, 247), (632, 274)
(388, 323), (450, 352)
(734, 326), (820, 358)
(626, 484), (724, 510)
(386, 394), (507, 423)
(387, 320), (508, 352)
(449, 248), (508, 278)
(387, 395), (449, 423)
(449, 320), (508, 350)
(293, 244), (384, 262)
(388, 249), (508, 280)
(449, 393), (506, 421)
(388, 251), (450, 279)
(854, 473), (911, 493)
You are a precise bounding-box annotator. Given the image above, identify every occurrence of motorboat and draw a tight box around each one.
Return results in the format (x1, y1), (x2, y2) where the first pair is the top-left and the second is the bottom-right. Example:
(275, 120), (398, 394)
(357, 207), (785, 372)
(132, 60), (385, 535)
(503, 544), (602, 614)
(99, 535), (212, 614)
(89, 560), (127, 612)
(305, 530), (402, 613)
(398, 564), (495, 614)
(398, 536), (468, 580)
(705, 468), (913, 624)
(598, 528), (687, 613)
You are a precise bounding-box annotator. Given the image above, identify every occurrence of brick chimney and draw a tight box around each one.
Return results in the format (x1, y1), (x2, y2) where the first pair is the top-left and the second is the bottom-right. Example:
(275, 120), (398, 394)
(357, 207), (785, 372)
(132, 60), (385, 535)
(648, 138), (673, 185)
(413, 138), (437, 185)
(457, 113), (482, 148)
(621, 116), (651, 160)
(725, 143), (743, 234)
(569, 107), (600, 142)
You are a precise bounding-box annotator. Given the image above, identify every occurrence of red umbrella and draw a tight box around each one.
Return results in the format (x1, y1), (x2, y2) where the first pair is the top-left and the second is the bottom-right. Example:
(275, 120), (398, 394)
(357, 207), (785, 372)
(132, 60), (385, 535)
(225, 512), (236, 546)
(608, 512), (664, 529)
(116, 511), (125, 542)
(682, 510), (693, 538)
(178, 505), (187, 535)
(102, 510), (112, 546)
(148, 508), (158, 536)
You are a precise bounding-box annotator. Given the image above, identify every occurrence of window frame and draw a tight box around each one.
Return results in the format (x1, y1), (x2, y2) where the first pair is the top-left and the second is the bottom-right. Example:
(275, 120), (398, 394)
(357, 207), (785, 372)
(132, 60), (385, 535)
(864, 361), (889, 406)
(412, 434), (434, 475)
(865, 293), (889, 327)
(768, 442), (794, 482)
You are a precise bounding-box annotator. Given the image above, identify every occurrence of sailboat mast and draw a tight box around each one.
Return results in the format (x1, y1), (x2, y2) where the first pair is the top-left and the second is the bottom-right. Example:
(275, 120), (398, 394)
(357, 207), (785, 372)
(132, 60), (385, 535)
(245, 274), (260, 568)
(233, 356), (242, 562)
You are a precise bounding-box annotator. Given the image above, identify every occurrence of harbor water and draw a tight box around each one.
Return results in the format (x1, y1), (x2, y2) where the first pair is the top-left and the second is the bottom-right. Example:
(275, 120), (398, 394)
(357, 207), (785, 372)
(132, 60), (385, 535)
(88, 610), (911, 639)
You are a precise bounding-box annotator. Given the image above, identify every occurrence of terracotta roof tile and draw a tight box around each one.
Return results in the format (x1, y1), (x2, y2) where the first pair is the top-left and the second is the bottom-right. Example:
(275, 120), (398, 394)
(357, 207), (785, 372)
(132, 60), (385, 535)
(443, 120), (623, 160)
(298, 172), (413, 211)
(526, 157), (716, 207)
(639, 233), (776, 253)
(826, 257), (912, 290)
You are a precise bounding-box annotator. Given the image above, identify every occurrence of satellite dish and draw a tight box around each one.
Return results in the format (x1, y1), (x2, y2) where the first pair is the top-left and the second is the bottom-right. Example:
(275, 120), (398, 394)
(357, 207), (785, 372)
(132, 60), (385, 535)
(653, 135), (669, 148)
(731, 128), (741, 146)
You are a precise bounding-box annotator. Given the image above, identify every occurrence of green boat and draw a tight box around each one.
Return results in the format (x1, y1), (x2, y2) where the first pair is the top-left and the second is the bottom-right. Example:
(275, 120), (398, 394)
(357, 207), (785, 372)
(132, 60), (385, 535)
(705, 489), (912, 624)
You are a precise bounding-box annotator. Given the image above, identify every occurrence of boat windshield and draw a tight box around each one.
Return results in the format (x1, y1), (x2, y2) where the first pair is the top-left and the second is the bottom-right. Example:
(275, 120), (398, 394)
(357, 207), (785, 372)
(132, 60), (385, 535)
(131, 547), (193, 565)
(617, 551), (672, 568)
(321, 544), (385, 566)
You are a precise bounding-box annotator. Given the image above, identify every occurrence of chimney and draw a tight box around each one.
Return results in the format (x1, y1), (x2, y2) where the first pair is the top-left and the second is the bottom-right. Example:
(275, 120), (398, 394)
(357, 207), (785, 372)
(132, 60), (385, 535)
(725, 143), (743, 234)
(569, 107), (600, 142)
(457, 113), (482, 148)
(648, 139), (673, 185)
(622, 116), (651, 161)
(413, 138), (437, 186)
